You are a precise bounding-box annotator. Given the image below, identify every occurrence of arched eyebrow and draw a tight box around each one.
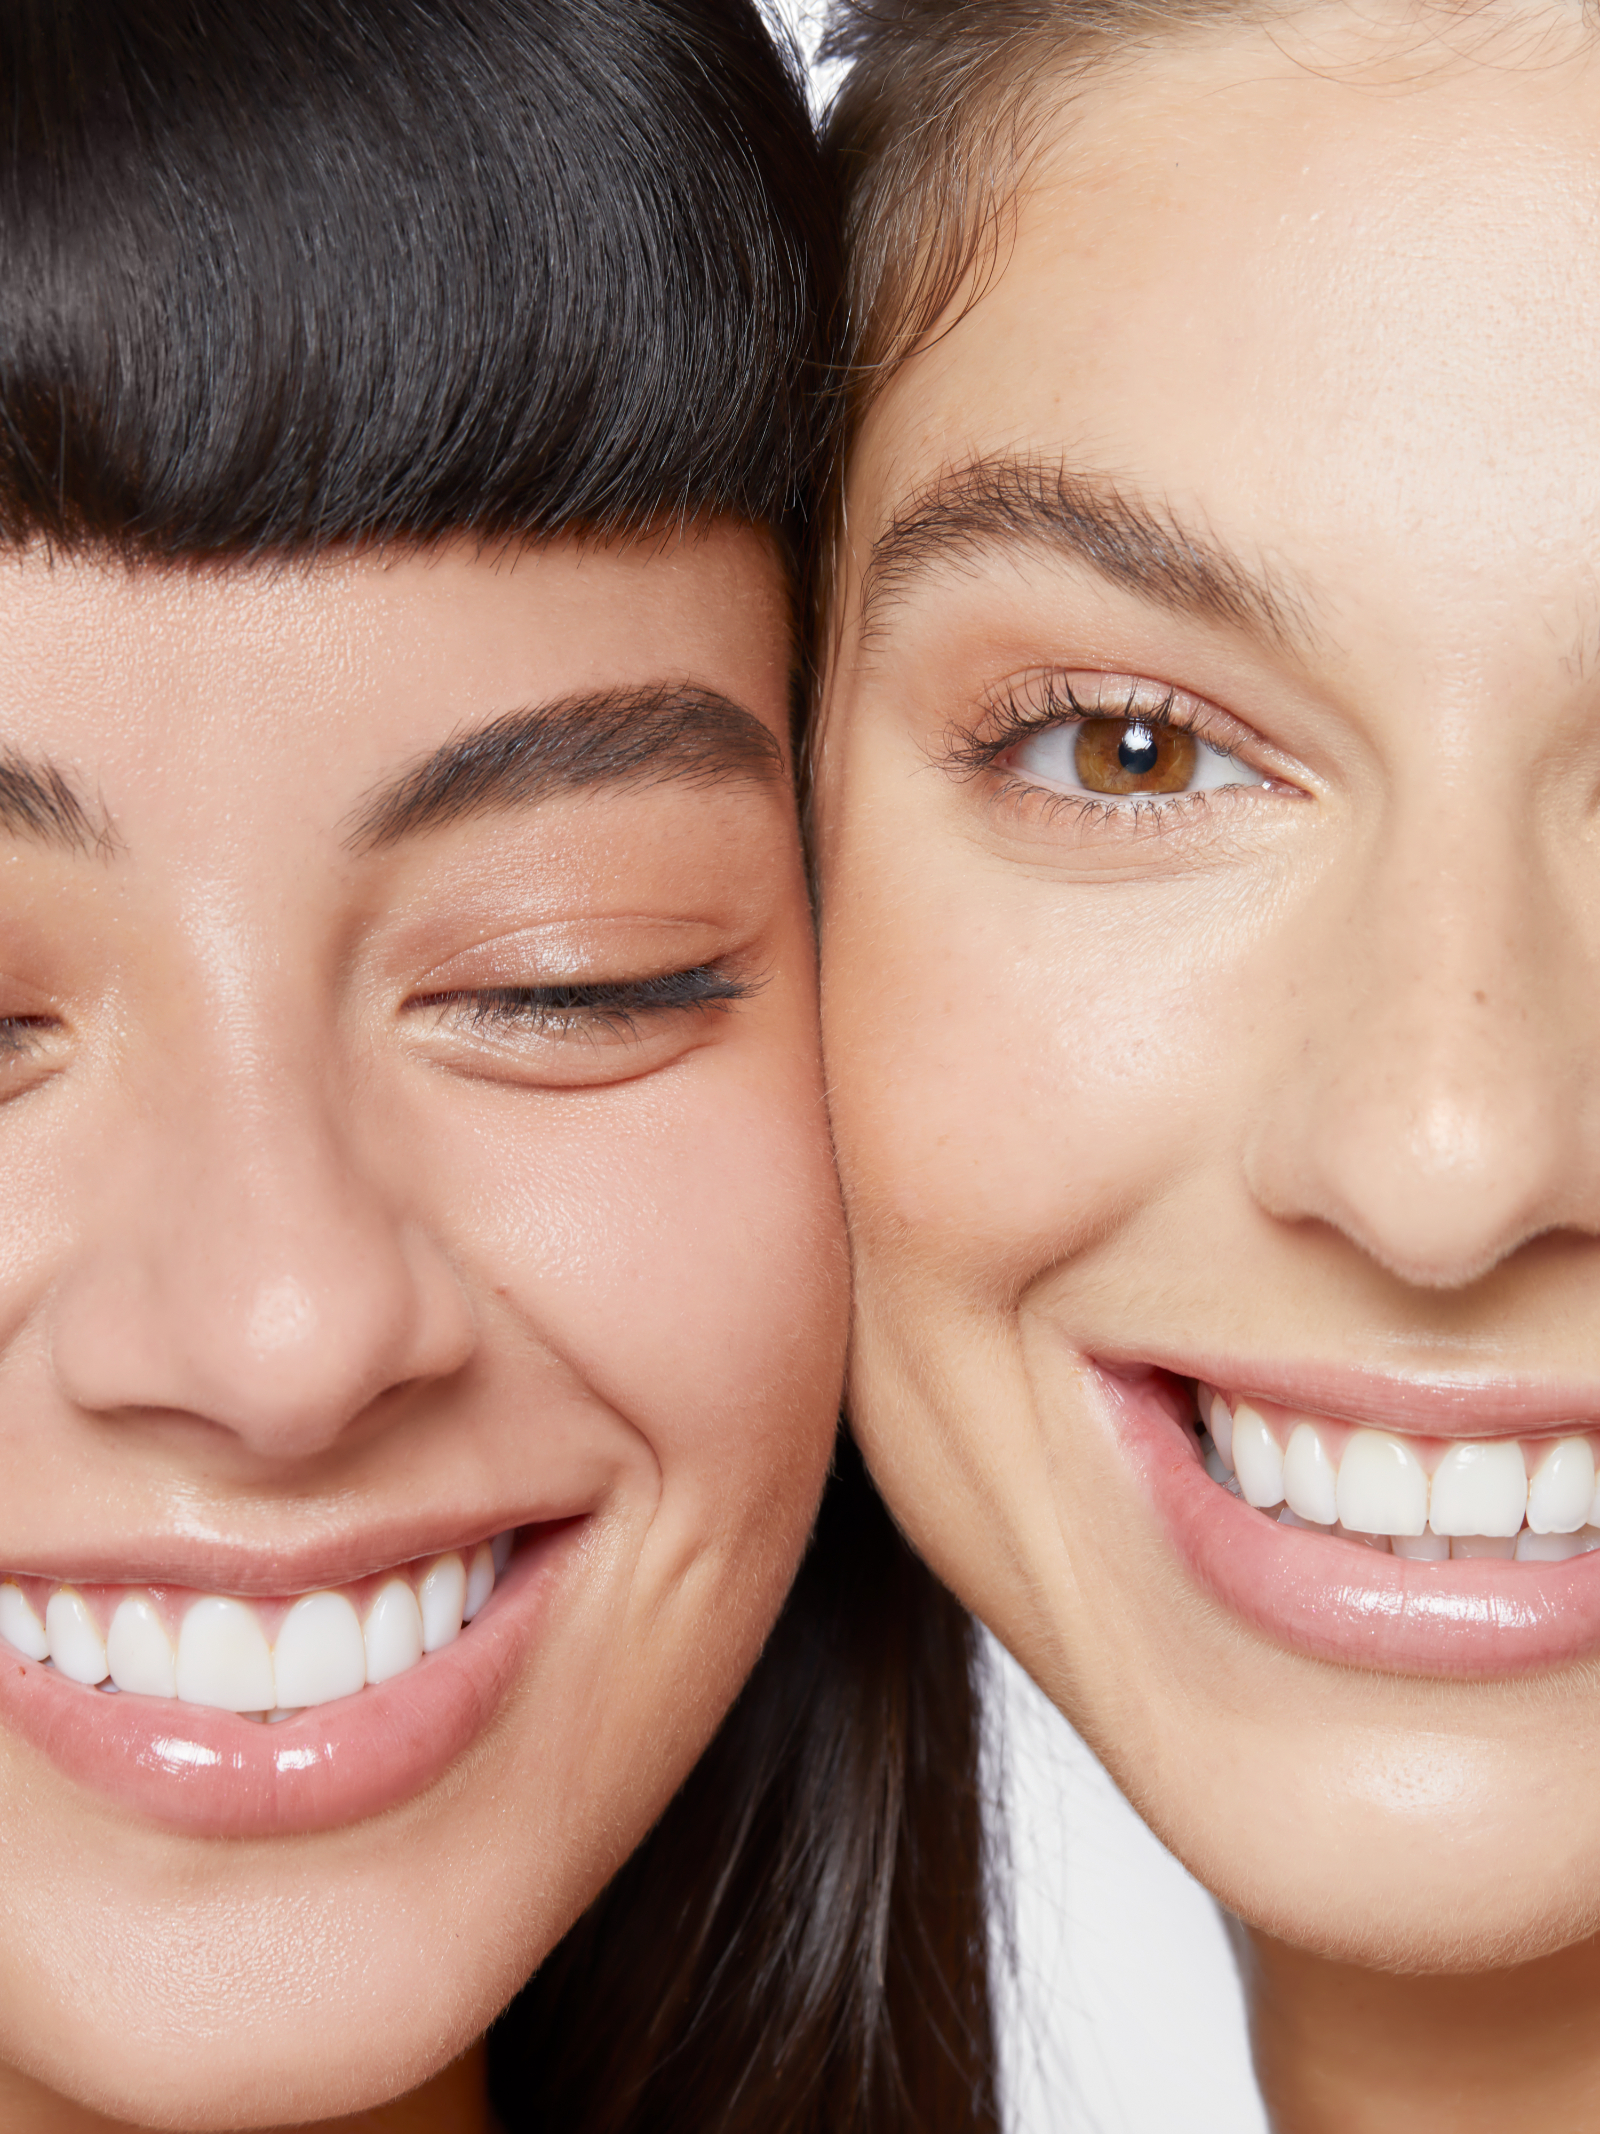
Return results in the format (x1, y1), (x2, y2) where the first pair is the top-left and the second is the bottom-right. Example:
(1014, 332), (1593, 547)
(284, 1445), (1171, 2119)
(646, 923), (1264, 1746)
(860, 453), (1313, 651)
(346, 683), (785, 852)
(0, 749), (111, 855)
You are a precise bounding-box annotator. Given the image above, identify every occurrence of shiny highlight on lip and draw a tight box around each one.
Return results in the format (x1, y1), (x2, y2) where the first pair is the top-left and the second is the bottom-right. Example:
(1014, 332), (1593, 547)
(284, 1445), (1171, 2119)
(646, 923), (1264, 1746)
(0, 1523), (582, 1835)
(1099, 1366), (1600, 1677)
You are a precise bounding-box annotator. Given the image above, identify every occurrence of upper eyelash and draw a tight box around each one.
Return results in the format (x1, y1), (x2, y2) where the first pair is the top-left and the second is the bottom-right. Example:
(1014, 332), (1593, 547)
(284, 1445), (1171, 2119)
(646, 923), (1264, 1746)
(0, 1015), (57, 1057)
(415, 966), (753, 1036)
(941, 675), (1184, 778)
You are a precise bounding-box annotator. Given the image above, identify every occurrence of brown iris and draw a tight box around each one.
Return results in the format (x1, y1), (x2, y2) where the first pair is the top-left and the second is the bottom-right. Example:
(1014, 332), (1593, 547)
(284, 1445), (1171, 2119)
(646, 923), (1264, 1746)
(1073, 717), (1197, 796)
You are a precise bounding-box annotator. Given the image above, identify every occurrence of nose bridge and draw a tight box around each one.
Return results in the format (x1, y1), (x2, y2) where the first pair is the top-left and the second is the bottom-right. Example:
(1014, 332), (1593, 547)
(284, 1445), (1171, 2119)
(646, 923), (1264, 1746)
(1246, 778), (1595, 1288)
(50, 1004), (474, 1454)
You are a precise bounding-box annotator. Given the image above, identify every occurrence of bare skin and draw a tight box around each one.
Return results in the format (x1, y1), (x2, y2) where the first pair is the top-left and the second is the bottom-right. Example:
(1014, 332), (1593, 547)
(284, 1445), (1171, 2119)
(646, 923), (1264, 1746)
(1243, 1935), (1600, 2131)
(0, 529), (845, 2129)
(815, 5), (1600, 2125)
(12, 2047), (494, 2134)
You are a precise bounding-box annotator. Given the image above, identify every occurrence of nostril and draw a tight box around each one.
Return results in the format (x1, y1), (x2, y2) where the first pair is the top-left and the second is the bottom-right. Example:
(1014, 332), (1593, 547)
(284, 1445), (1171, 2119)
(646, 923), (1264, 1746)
(49, 1215), (474, 1456)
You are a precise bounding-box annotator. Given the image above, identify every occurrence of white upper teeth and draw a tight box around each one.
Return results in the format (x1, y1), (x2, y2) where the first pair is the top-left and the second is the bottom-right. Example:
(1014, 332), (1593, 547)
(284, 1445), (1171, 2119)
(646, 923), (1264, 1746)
(47, 1589), (110, 1687)
(1283, 1420), (1338, 1527)
(0, 1532), (514, 1715)
(1201, 1390), (1600, 1559)
(1428, 1441), (1528, 1538)
(364, 1580), (424, 1684)
(1230, 1403), (1285, 1509)
(1527, 1437), (1596, 1533)
(418, 1553), (467, 1651)
(272, 1592), (365, 1709)
(1336, 1431), (1428, 1538)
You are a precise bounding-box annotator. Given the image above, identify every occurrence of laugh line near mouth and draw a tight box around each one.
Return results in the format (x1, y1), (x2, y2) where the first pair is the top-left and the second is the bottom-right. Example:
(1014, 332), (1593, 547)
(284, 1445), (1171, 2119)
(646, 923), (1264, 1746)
(1197, 1386), (1600, 1562)
(0, 1532), (516, 1717)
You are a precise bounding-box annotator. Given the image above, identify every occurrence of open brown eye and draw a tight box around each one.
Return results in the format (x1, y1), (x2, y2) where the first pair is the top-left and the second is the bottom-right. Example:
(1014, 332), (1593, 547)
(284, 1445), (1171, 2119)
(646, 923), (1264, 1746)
(1073, 718), (1198, 795)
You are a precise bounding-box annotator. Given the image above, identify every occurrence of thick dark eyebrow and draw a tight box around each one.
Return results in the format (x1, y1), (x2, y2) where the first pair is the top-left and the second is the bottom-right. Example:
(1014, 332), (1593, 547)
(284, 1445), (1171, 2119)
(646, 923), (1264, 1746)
(347, 684), (785, 852)
(861, 454), (1311, 650)
(0, 749), (111, 855)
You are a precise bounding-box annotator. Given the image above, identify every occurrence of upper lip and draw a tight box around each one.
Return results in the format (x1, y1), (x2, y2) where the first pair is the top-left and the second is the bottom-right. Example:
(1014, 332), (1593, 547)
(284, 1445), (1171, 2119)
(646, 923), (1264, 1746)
(0, 1507), (586, 1593)
(1097, 1351), (1600, 1438)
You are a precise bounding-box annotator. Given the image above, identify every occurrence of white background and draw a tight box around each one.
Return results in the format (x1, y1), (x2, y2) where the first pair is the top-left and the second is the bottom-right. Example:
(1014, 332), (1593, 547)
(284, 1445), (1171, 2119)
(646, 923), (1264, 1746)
(987, 1638), (1266, 2134)
(767, 6), (1270, 2125)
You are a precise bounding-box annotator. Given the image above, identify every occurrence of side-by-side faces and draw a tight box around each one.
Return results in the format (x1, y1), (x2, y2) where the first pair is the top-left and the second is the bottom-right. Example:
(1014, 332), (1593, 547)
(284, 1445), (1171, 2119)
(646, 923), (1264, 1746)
(817, 5), (1600, 1985)
(0, 531), (846, 2126)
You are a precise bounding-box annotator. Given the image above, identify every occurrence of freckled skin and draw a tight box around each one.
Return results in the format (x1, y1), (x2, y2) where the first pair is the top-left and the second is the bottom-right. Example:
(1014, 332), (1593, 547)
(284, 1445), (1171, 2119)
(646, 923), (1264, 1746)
(0, 531), (846, 2131)
(816, 8), (1600, 2127)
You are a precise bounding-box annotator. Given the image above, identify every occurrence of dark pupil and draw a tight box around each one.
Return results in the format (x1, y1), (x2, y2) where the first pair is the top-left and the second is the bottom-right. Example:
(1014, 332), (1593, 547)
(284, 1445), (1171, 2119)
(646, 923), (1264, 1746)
(1117, 721), (1159, 774)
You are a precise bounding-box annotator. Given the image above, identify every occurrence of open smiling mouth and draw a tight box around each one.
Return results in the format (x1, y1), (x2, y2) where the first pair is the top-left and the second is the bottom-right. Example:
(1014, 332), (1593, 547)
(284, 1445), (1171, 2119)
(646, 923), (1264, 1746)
(1193, 1388), (1600, 1562)
(1100, 1367), (1600, 1676)
(0, 1523), (580, 1837)
(0, 1533), (518, 1715)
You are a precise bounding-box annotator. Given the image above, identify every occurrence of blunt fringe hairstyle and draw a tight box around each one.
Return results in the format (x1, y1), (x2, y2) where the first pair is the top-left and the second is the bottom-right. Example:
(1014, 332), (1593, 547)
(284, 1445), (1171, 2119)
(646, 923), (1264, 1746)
(0, 4), (999, 2129)
(0, 0), (838, 553)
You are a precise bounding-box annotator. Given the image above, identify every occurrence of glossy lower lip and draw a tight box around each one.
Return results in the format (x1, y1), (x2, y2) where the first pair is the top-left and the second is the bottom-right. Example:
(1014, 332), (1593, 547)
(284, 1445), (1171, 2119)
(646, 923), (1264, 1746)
(0, 1522), (582, 1836)
(1099, 1370), (1600, 1677)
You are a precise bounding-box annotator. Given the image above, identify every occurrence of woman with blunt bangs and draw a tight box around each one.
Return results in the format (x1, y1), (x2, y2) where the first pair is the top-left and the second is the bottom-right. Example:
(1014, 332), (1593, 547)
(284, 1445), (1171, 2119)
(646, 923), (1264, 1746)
(815, 0), (1600, 2126)
(0, 4), (996, 2131)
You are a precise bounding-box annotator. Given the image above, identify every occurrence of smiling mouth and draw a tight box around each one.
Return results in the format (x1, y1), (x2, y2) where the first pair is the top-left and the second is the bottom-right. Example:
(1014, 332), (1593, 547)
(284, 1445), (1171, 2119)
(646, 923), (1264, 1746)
(0, 1532), (517, 1718)
(1195, 1386), (1600, 1562)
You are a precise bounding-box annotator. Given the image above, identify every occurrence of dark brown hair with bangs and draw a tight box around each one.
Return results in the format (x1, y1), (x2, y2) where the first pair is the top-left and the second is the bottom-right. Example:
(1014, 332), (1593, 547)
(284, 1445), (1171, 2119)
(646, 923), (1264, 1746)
(0, 6), (998, 2129)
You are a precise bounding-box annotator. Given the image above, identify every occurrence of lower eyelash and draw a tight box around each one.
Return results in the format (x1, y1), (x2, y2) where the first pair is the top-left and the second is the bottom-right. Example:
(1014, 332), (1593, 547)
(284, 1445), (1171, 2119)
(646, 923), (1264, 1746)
(0, 1016), (54, 1056)
(984, 774), (1221, 832)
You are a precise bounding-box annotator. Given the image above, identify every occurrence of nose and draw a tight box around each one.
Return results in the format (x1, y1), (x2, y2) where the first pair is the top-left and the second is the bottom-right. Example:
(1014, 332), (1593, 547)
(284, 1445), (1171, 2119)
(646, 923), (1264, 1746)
(1242, 794), (1600, 1290)
(49, 1058), (475, 1461)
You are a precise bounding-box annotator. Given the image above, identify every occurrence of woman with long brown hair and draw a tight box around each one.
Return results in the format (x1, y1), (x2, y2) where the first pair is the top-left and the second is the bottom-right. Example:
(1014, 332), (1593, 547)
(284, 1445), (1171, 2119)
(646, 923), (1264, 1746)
(816, 1), (1600, 2124)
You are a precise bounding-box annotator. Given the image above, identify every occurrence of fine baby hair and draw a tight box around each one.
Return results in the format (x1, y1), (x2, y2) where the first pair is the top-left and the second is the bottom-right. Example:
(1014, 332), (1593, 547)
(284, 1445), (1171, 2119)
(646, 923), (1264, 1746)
(823, 0), (1259, 387)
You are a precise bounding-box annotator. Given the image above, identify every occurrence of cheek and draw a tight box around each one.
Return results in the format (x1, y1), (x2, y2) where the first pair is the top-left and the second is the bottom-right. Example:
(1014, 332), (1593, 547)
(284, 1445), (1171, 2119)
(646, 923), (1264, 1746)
(422, 1054), (847, 1510)
(827, 854), (1265, 1294)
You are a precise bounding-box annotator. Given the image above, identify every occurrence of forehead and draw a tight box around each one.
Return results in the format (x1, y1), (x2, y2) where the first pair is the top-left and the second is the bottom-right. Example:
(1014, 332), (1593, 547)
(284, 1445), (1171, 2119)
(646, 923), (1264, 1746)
(854, 13), (1600, 606)
(0, 530), (791, 789)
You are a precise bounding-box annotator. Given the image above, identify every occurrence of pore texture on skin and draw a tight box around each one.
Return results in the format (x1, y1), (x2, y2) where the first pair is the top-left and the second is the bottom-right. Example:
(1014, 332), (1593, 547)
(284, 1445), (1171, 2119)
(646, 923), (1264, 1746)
(817, 6), (1600, 2125)
(0, 533), (846, 2129)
